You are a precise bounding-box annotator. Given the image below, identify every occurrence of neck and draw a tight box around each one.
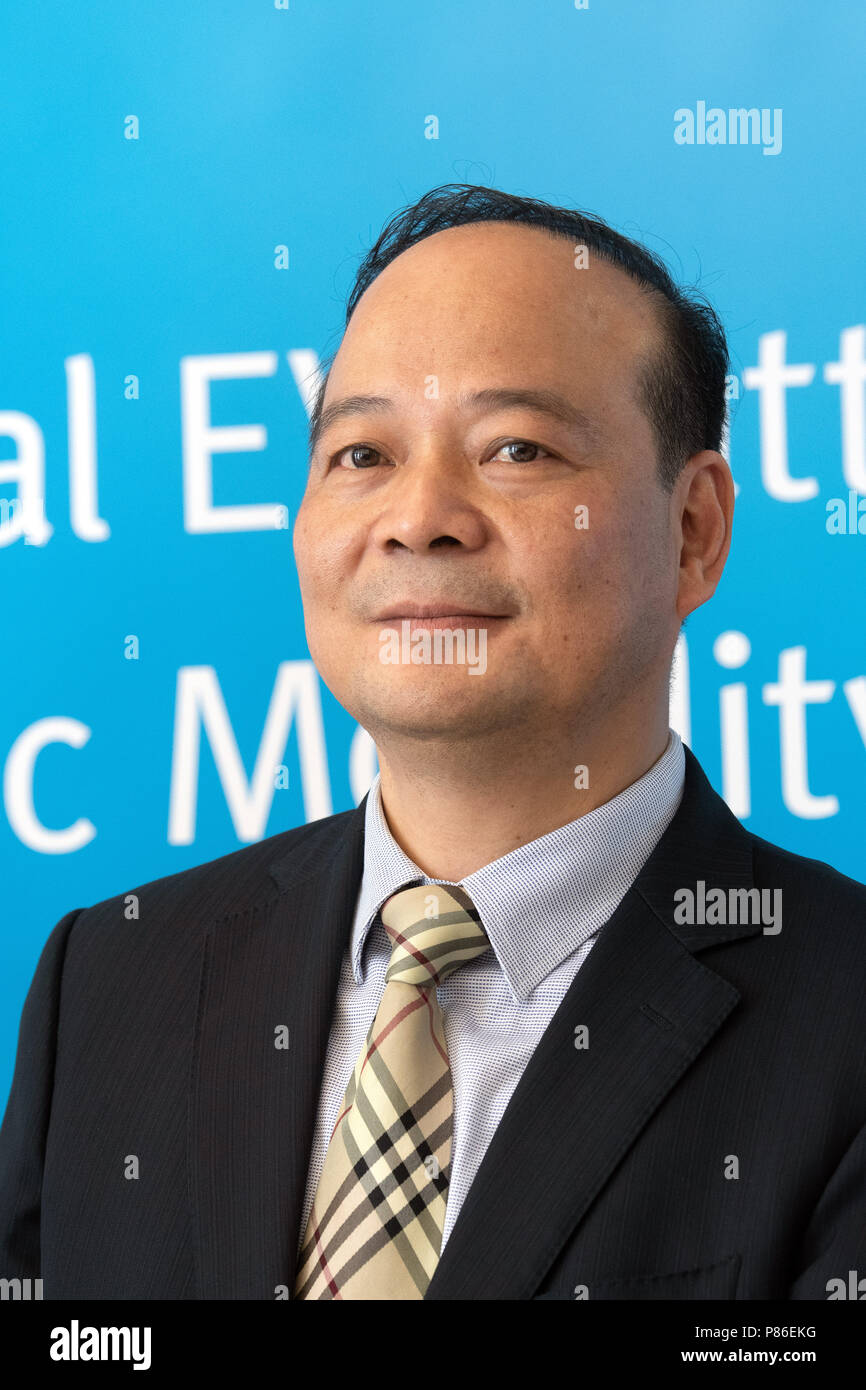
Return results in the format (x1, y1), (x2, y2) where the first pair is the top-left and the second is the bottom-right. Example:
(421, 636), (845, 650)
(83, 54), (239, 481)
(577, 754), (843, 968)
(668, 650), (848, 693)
(374, 706), (672, 881)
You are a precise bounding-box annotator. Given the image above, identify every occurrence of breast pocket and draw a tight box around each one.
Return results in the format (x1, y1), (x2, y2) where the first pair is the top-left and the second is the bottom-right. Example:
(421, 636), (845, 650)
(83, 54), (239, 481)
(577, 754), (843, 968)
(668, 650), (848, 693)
(535, 1253), (742, 1300)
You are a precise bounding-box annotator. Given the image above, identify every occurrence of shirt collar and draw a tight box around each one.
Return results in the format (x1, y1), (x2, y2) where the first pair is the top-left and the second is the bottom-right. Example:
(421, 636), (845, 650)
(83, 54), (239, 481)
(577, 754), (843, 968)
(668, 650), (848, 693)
(351, 730), (685, 1001)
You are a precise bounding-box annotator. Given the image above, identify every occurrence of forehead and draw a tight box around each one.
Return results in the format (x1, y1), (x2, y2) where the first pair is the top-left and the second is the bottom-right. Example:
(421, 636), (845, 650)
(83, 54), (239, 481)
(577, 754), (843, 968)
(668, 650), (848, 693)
(328, 221), (663, 393)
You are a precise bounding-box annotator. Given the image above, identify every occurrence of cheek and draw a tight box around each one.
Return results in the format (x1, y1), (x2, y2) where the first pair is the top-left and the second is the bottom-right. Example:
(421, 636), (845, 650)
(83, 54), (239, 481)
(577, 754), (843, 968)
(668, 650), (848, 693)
(524, 502), (612, 597)
(294, 503), (351, 599)
(524, 508), (658, 653)
(291, 503), (315, 583)
(581, 487), (667, 589)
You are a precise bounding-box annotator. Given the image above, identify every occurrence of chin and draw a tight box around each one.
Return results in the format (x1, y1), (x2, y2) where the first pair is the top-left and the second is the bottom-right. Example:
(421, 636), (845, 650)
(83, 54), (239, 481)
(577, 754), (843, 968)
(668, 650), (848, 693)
(346, 682), (525, 744)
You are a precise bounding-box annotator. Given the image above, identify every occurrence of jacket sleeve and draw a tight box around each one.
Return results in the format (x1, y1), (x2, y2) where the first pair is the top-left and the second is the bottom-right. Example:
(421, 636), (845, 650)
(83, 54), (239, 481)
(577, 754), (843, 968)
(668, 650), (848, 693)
(788, 1116), (866, 1299)
(0, 909), (83, 1279)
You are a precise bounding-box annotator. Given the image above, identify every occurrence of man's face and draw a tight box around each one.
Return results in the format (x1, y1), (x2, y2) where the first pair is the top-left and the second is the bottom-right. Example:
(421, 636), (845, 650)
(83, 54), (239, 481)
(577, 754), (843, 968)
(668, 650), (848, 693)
(293, 222), (682, 748)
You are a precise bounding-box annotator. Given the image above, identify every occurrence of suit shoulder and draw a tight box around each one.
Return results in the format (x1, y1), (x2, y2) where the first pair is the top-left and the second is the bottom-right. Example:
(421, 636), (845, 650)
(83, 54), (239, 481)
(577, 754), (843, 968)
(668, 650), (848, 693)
(751, 832), (866, 908)
(66, 803), (362, 943)
(749, 830), (866, 958)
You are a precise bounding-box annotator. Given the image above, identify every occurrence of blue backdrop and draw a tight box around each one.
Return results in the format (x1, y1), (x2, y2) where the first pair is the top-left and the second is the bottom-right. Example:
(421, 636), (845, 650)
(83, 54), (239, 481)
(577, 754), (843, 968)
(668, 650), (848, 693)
(2, 0), (865, 1110)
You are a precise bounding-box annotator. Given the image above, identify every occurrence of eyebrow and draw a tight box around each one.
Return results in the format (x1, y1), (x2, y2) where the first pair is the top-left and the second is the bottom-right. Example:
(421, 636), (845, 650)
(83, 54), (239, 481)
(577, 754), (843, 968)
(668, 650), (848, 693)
(309, 386), (600, 455)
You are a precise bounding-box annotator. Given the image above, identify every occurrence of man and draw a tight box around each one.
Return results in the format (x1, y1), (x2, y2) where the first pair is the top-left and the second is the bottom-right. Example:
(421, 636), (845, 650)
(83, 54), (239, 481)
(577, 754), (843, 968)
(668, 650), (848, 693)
(1, 184), (864, 1301)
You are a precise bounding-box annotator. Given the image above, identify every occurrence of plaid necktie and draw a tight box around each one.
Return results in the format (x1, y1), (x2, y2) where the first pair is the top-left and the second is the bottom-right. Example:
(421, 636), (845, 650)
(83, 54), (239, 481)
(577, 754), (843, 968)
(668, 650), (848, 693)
(293, 881), (490, 1300)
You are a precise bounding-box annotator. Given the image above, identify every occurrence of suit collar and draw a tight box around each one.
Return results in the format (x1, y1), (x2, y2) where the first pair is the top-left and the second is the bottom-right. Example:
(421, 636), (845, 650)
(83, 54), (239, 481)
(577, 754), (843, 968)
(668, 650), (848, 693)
(637, 744), (759, 951)
(348, 731), (687, 1000)
(264, 741), (759, 958)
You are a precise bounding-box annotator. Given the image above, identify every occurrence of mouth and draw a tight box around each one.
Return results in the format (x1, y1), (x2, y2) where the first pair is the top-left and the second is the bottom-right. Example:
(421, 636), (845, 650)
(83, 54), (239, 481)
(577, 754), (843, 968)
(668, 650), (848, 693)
(377, 614), (510, 631)
(372, 603), (512, 624)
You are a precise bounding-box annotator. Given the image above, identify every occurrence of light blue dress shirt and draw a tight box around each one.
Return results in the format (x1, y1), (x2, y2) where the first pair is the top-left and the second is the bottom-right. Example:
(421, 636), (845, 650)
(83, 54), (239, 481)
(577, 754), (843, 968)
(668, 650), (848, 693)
(299, 729), (686, 1252)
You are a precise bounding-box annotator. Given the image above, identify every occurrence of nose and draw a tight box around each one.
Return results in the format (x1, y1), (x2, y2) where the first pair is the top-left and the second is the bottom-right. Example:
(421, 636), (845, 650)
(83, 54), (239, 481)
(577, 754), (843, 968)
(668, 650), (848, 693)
(367, 439), (489, 554)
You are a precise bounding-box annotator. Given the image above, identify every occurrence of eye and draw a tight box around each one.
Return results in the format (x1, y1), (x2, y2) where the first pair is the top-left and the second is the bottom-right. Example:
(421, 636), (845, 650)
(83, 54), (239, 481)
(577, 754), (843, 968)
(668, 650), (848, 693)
(327, 437), (556, 470)
(489, 438), (555, 464)
(331, 443), (388, 470)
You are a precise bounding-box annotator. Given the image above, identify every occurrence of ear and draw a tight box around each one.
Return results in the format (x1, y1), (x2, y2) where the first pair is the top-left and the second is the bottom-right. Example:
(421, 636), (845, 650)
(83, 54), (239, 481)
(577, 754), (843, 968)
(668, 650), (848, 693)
(674, 451), (735, 621)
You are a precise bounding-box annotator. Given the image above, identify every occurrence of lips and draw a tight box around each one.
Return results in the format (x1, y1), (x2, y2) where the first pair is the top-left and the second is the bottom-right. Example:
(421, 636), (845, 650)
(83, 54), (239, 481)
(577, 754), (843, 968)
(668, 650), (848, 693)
(373, 602), (510, 620)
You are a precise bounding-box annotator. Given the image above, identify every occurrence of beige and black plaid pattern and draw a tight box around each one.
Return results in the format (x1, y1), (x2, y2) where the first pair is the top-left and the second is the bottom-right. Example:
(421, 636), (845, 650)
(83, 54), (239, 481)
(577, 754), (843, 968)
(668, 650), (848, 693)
(293, 882), (490, 1299)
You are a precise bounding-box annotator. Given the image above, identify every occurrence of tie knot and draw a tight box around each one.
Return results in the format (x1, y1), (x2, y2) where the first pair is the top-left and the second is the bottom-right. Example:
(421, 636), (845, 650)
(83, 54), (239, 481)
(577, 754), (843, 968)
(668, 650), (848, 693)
(379, 882), (490, 987)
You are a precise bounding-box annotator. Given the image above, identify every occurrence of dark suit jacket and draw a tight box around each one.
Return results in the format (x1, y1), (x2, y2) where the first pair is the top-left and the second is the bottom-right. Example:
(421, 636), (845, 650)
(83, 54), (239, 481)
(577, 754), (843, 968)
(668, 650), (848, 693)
(1, 746), (864, 1300)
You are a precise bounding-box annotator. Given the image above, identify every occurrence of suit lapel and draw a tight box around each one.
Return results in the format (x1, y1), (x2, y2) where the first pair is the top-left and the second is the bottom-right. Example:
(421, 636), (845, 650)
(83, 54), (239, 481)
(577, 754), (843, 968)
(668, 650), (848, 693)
(425, 747), (760, 1299)
(190, 800), (367, 1299)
